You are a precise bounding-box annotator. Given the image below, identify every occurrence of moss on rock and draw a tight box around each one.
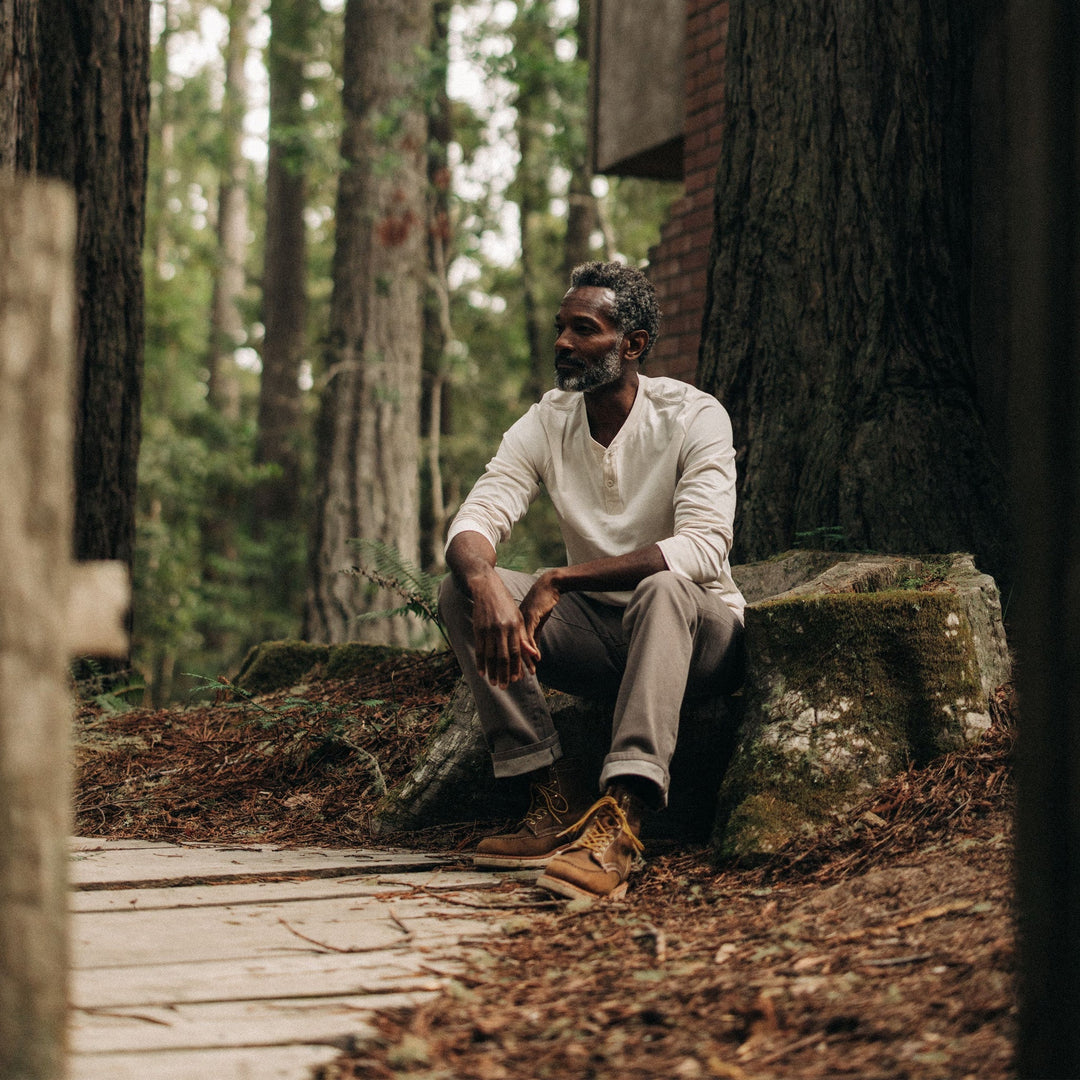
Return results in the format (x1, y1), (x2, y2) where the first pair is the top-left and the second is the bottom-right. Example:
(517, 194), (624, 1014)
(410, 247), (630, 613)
(712, 553), (1010, 863)
(234, 640), (329, 695)
(234, 640), (429, 695)
(326, 643), (415, 680)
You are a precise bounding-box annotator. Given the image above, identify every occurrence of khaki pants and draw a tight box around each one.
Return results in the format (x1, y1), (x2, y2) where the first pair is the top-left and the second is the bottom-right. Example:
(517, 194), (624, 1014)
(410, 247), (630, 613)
(439, 568), (744, 807)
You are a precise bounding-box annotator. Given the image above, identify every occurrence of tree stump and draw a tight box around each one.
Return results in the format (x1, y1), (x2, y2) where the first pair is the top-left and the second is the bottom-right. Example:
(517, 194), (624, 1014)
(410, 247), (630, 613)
(713, 552), (1011, 861)
(0, 178), (129, 1080)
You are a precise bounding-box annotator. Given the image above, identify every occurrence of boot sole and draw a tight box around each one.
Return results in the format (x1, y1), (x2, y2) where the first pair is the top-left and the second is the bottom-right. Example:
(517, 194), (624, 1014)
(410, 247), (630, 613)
(535, 871), (628, 901)
(473, 848), (568, 870)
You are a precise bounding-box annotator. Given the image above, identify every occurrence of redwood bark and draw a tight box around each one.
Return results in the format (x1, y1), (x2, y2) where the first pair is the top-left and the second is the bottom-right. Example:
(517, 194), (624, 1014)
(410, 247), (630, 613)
(207, 0), (254, 421)
(36, 0), (150, 574)
(304, 0), (431, 644)
(421, 0), (453, 571)
(0, 0), (38, 173)
(699, 0), (1006, 577)
(562, 0), (597, 278)
(256, 0), (314, 522)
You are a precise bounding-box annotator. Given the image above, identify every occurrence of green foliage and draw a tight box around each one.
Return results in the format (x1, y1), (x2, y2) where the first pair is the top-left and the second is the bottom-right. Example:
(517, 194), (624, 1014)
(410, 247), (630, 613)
(602, 176), (683, 264)
(72, 658), (147, 714)
(133, 405), (307, 703)
(793, 525), (849, 552)
(897, 557), (952, 591)
(345, 540), (449, 646)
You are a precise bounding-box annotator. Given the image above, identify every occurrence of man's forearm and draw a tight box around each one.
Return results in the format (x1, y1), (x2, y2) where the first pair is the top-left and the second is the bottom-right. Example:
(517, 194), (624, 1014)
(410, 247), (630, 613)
(445, 531), (500, 594)
(541, 544), (668, 596)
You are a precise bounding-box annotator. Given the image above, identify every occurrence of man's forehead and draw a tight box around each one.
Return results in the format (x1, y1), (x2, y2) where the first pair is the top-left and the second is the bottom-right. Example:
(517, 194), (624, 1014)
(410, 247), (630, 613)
(559, 285), (617, 317)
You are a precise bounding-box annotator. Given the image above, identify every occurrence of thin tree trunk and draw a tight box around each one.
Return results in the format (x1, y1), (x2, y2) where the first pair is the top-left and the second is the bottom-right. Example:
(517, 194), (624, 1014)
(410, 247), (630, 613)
(699, 0), (1007, 580)
(304, 0), (431, 645)
(516, 92), (549, 403)
(562, 0), (596, 278)
(207, 0), (253, 421)
(422, 0), (452, 572)
(256, 0), (314, 523)
(512, 0), (557, 403)
(151, 0), (175, 277)
(1007, 4), (1080, 1075)
(36, 0), (150, 583)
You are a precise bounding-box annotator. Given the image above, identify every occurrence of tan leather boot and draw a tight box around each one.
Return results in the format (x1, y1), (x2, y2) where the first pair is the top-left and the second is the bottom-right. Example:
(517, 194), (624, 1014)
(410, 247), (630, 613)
(535, 785), (645, 900)
(473, 760), (594, 869)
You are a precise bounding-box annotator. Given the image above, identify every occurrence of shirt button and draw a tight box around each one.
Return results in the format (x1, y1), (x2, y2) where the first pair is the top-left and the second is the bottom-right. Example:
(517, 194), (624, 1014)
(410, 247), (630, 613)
(606, 479), (615, 487)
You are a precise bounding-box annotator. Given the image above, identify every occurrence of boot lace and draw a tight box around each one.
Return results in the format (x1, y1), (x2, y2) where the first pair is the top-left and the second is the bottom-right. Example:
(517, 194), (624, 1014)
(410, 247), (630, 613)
(522, 781), (569, 827)
(557, 795), (644, 855)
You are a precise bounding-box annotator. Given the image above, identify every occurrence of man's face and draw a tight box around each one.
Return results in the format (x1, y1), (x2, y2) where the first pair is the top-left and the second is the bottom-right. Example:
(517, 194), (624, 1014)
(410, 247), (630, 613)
(553, 286), (625, 393)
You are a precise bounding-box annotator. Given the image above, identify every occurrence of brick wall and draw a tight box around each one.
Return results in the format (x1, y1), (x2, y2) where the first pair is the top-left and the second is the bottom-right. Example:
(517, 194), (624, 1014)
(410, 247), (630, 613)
(645, 0), (729, 385)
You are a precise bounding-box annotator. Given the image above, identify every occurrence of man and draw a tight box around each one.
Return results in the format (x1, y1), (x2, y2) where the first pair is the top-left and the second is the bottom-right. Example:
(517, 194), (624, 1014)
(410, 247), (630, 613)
(439, 261), (745, 900)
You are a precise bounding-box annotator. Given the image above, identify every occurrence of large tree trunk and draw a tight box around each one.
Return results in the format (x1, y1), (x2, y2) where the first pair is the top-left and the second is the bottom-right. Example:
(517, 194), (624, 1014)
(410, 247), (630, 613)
(304, 0), (431, 645)
(512, 0), (558, 403)
(1006, 3), (1080, 1075)
(699, 0), (1007, 580)
(36, 0), (150, 578)
(255, 0), (314, 523)
(206, 0), (253, 421)
(0, 0), (37, 174)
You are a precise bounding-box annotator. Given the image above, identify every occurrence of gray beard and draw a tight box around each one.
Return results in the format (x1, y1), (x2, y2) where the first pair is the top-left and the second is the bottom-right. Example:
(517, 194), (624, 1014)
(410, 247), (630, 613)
(554, 341), (623, 392)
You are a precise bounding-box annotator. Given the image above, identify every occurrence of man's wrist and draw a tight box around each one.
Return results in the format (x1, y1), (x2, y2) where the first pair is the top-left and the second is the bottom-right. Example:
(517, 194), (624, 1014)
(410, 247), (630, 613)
(539, 567), (568, 594)
(463, 561), (500, 592)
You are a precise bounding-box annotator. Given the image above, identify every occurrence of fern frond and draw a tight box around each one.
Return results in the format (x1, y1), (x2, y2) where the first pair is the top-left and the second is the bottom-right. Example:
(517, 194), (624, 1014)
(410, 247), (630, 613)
(344, 538), (448, 646)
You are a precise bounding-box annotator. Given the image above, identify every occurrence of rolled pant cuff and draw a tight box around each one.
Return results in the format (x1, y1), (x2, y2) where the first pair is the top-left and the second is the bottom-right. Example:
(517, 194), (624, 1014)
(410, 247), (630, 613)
(600, 757), (670, 809)
(490, 732), (562, 779)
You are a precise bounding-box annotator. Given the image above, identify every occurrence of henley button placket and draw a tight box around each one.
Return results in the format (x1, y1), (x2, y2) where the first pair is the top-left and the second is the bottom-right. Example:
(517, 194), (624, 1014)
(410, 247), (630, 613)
(603, 452), (619, 511)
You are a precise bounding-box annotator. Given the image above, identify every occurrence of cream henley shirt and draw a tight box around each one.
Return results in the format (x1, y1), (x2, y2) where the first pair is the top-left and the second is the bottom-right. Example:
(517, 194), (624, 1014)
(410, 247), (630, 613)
(446, 374), (746, 621)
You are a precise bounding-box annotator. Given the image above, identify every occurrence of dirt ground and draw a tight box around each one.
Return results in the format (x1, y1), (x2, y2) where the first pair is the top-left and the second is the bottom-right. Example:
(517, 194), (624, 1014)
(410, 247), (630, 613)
(74, 652), (1016, 1080)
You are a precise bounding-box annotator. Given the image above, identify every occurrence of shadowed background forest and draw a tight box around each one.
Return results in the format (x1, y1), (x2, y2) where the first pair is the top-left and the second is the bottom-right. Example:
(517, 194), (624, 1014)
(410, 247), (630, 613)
(134, 0), (678, 703)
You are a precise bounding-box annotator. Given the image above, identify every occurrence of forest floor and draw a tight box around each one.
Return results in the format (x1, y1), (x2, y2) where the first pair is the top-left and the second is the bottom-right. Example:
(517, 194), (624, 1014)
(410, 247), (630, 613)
(74, 651), (1016, 1080)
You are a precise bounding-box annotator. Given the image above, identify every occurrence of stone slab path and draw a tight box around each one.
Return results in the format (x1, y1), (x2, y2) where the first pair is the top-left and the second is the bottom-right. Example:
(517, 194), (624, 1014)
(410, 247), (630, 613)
(69, 838), (532, 1079)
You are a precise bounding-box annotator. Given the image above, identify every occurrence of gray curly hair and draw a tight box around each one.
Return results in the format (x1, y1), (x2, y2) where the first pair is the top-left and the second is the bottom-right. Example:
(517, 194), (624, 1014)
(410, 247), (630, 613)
(569, 261), (660, 361)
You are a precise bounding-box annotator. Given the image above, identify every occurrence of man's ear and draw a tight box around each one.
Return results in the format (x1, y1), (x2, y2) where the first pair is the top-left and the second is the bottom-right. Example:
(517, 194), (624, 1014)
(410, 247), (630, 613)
(624, 329), (649, 363)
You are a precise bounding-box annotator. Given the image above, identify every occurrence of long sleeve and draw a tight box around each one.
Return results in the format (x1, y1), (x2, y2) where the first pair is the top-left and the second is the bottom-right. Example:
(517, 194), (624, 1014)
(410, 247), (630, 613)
(445, 408), (547, 554)
(656, 397), (737, 585)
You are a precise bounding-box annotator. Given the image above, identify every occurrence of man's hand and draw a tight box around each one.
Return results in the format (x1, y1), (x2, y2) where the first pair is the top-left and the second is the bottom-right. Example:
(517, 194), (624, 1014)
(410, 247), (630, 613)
(469, 571), (541, 688)
(519, 570), (562, 647)
(446, 532), (537, 688)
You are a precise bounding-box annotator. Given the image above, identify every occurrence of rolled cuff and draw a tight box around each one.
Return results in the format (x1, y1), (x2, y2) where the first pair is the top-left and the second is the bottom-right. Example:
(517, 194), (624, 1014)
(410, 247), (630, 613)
(490, 731), (562, 778)
(600, 754), (670, 808)
(445, 515), (503, 557)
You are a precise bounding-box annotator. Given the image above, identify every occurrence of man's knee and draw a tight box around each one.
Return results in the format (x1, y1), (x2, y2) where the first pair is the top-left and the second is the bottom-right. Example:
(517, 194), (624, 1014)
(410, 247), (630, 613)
(624, 570), (693, 625)
(438, 572), (469, 637)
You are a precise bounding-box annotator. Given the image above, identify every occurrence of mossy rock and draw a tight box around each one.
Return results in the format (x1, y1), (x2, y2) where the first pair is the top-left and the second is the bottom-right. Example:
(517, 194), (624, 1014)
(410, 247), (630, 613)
(234, 640), (418, 695)
(234, 640), (329, 695)
(712, 552), (1011, 862)
(326, 642), (415, 680)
